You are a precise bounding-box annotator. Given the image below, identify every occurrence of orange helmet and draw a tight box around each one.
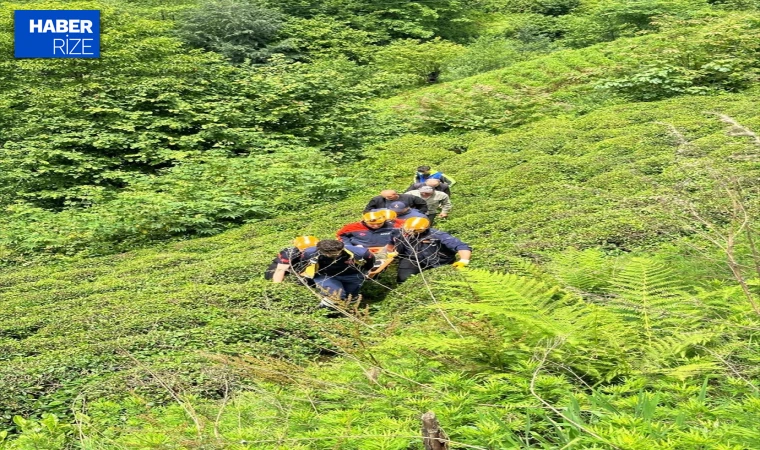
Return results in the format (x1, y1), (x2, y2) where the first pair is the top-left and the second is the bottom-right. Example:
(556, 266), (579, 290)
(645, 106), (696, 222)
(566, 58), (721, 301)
(362, 211), (388, 226)
(402, 217), (430, 233)
(293, 235), (319, 251)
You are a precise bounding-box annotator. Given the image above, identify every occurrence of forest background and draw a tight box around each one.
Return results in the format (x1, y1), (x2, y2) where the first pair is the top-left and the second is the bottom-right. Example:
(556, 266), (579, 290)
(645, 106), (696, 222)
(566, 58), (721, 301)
(1, 0), (760, 448)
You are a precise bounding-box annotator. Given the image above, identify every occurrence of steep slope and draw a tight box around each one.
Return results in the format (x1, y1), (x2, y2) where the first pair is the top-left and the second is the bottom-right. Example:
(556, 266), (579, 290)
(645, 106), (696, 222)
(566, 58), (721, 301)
(372, 12), (760, 136)
(3, 13), (760, 448)
(2, 89), (759, 442)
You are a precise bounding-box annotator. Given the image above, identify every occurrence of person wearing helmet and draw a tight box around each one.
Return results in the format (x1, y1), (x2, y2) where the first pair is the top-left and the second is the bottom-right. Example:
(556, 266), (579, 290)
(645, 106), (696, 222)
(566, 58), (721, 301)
(413, 165), (456, 187)
(336, 210), (404, 248)
(300, 240), (375, 305)
(268, 236), (320, 283)
(386, 217), (471, 283)
(364, 189), (428, 214)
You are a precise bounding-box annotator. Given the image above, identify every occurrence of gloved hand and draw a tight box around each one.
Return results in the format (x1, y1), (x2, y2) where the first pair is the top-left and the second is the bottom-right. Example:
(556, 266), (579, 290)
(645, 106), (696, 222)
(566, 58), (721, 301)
(452, 259), (469, 269)
(386, 251), (398, 259)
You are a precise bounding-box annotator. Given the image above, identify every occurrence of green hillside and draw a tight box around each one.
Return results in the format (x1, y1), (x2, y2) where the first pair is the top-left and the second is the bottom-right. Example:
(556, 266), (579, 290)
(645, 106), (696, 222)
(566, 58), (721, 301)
(2, 0), (760, 449)
(3, 93), (760, 447)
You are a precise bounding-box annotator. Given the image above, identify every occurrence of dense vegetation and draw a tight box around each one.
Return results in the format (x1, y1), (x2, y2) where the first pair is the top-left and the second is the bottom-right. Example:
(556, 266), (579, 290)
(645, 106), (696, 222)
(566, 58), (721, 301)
(1, 0), (760, 448)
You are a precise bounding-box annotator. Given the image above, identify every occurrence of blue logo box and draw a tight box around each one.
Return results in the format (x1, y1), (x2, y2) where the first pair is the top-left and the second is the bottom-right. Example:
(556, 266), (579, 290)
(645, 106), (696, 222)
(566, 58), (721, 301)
(14, 10), (100, 58)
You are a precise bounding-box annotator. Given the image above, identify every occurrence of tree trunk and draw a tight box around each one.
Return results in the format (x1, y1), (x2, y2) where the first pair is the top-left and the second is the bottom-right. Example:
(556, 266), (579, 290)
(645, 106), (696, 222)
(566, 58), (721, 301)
(421, 411), (449, 450)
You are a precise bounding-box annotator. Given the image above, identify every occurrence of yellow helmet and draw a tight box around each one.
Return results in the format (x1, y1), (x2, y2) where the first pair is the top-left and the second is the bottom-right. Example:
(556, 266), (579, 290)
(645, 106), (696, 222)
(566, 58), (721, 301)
(379, 209), (397, 221)
(293, 235), (319, 251)
(362, 211), (388, 226)
(402, 217), (430, 233)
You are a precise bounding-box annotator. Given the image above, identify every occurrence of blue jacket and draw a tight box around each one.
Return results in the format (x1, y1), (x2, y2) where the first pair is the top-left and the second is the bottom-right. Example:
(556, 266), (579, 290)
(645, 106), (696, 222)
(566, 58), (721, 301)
(392, 229), (471, 268)
(396, 208), (428, 220)
(336, 221), (403, 247)
(414, 170), (456, 186)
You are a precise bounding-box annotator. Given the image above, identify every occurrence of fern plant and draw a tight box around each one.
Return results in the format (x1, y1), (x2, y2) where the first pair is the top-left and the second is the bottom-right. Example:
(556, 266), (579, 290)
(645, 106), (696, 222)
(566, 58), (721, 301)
(547, 247), (615, 294)
(439, 269), (636, 383)
(608, 257), (697, 343)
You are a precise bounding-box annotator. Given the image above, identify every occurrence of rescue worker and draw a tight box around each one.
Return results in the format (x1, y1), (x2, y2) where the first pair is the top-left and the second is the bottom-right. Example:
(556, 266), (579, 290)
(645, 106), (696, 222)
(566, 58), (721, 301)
(406, 178), (451, 197)
(386, 201), (427, 220)
(407, 185), (451, 226)
(336, 210), (403, 248)
(300, 240), (375, 305)
(364, 189), (428, 214)
(386, 217), (471, 283)
(413, 165), (456, 187)
(267, 236), (319, 283)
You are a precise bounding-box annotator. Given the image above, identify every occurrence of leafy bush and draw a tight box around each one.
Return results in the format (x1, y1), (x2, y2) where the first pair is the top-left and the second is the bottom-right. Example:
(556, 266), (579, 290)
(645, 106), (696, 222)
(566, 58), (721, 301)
(596, 0), (703, 31)
(373, 38), (464, 84)
(0, 415), (70, 449)
(709, 0), (760, 9)
(442, 36), (526, 80)
(0, 54), (385, 198)
(0, 7), (387, 212)
(597, 15), (760, 100)
(496, 0), (581, 16)
(278, 15), (377, 62)
(558, 13), (612, 48)
(597, 64), (704, 100)
(176, 0), (292, 64)
(561, 0), (711, 47)
(488, 13), (568, 52)
(0, 149), (355, 256)
(267, 0), (480, 42)
(374, 33), (645, 136)
(414, 84), (540, 132)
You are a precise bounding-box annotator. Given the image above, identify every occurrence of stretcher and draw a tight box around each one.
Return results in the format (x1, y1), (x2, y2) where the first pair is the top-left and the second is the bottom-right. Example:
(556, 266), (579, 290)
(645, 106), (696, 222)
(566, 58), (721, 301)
(367, 247), (396, 278)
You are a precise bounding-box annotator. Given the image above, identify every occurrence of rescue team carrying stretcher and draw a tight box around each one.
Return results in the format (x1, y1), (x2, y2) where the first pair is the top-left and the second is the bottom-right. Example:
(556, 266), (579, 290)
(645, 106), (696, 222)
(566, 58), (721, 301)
(265, 166), (471, 310)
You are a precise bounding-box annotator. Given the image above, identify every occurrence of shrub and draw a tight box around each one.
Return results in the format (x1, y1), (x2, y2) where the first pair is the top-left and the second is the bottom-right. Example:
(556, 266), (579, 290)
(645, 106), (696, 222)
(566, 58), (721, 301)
(442, 36), (526, 80)
(176, 0), (292, 64)
(562, 0), (710, 46)
(411, 83), (560, 133)
(596, 64), (703, 101)
(374, 38), (465, 84)
(264, 0), (480, 42)
(597, 15), (760, 100)
(508, 14), (567, 51)
(0, 149), (356, 256)
(709, 0), (760, 9)
(278, 16), (377, 63)
(496, 0), (581, 16)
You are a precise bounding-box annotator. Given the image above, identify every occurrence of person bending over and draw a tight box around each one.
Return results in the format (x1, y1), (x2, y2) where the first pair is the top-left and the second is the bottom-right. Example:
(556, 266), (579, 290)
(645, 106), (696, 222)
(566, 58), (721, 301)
(387, 217), (471, 283)
(267, 235), (319, 284)
(301, 240), (375, 305)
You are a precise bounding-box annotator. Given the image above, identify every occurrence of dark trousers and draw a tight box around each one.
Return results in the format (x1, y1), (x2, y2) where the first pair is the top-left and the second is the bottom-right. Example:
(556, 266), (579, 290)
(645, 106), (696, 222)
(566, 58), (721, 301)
(397, 258), (424, 282)
(314, 273), (365, 299)
(397, 254), (455, 283)
(427, 213), (436, 227)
